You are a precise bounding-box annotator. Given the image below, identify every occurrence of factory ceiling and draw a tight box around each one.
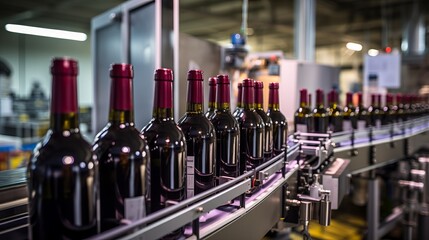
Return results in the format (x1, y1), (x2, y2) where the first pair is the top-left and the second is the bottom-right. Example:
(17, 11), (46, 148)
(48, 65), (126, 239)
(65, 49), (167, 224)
(0, 0), (428, 56)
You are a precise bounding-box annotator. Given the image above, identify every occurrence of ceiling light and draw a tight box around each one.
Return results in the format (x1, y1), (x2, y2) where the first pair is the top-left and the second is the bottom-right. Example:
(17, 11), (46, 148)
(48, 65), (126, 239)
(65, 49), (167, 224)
(368, 49), (379, 56)
(5, 24), (87, 41)
(346, 42), (362, 51)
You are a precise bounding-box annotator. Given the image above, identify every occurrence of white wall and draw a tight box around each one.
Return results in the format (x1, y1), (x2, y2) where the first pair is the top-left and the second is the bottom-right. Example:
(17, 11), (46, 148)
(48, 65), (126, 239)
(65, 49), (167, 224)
(0, 28), (93, 106)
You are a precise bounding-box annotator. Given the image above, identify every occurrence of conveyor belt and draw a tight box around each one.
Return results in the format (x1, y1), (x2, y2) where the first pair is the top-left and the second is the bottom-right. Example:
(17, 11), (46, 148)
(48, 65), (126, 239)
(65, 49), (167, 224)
(1, 116), (429, 239)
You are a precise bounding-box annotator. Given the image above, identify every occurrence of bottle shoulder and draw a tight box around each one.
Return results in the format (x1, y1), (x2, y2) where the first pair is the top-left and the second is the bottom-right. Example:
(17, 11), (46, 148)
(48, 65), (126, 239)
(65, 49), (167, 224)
(93, 124), (148, 154)
(255, 109), (272, 125)
(178, 113), (215, 138)
(141, 118), (186, 147)
(211, 111), (239, 130)
(268, 109), (287, 121)
(30, 131), (94, 167)
(238, 109), (265, 128)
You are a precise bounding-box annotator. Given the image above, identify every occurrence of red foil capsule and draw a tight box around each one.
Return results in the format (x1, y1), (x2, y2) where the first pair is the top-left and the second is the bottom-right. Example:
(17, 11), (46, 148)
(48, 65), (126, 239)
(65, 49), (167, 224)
(110, 63), (133, 111)
(242, 79), (255, 105)
(154, 68), (173, 109)
(254, 81), (264, 105)
(50, 57), (78, 114)
(216, 75), (230, 105)
(186, 70), (203, 104)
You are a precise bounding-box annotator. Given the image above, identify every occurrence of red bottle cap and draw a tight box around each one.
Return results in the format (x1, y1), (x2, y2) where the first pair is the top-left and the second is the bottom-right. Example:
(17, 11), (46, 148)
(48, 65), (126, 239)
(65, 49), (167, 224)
(110, 63), (133, 78)
(110, 63), (133, 111)
(154, 68), (173, 82)
(51, 57), (78, 76)
(187, 69), (203, 81)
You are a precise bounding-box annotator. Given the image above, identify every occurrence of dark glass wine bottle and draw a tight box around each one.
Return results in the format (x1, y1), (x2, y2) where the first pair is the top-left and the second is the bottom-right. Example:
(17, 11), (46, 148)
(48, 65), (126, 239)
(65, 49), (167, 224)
(381, 93), (394, 125)
(233, 82), (243, 119)
(254, 81), (273, 161)
(237, 79), (264, 173)
(141, 69), (186, 215)
(368, 94), (381, 128)
(327, 90), (343, 132)
(93, 64), (150, 232)
(205, 77), (217, 119)
(210, 75), (240, 184)
(355, 92), (370, 130)
(396, 94), (406, 122)
(27, 58), (97, 239)
(267, 82), (288, 156)
(178, 70), (216, 197)
(343, 92), (357, 130)
(312, 89), (329, 133)
(294, 89), (312, 133)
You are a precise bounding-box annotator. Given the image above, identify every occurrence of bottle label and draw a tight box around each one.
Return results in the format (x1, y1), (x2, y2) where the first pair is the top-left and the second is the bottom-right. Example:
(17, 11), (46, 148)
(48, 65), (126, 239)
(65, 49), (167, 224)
(296, 123), (308, 133)
(187, 156), (194, 198)
(343, 120), (353, 131)
(358, 120), (366, 130)
(376, 119), (381, 128)
(124, 196), (146, 221)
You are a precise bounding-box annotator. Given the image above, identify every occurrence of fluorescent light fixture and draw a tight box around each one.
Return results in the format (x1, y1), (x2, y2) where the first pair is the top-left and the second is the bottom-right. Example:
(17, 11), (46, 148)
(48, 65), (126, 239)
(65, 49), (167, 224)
(346, 42), (362, 51)
(5, 24), (87, 41)
(368, 49), (379, 56)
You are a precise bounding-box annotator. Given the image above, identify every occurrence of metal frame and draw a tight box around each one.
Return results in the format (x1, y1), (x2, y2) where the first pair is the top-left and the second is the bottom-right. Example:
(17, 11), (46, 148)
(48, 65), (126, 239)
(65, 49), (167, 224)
(91, 0), (179, 133)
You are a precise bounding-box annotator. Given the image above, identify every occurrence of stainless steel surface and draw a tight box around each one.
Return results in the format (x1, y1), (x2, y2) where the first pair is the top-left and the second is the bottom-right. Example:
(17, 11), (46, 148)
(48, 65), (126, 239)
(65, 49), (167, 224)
(294, 0), (315, 61)
(318, 191), (331, 226)
(120, 179), (251, 240)
(322, 158), (350, 209)
(367, 177), (380, 240)
(258, 157), (284, 185)
(419, 157), (429, 204)
(279, 60), (340, 122)
(91, 0), (177, 132)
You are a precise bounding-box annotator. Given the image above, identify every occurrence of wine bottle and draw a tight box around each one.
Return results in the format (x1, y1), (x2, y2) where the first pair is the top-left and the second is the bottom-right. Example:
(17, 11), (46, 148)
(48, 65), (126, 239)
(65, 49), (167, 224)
(205, 77), (217, 119)
(254, 81), (273, 160)
(210, 74), (240, 184)
(294, 89), (312, 133)
(381, 93), (394, 125)
(27, 58), (97, 239)
(368, 94), (381, 128)
(141, 69), (186, 215)
(267, 82), (288, 156)
(327, 90), (343, 132)
(312, 89), (329, 133)
(343, 92), (357, 130)
(237, 79), (264, 173)
(355, 92), (370, 130)
(178, 70), (216, 197)
(93, 64), (150, 231)
(396, 94), (406, 122)
(232, 82), (243, 119)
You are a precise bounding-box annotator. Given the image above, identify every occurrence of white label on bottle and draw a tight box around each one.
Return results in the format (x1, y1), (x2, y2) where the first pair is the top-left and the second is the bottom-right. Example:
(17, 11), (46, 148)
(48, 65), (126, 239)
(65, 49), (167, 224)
(124, 196), (145, 221)
(296, 123), (308, 133)
(187, 156), (195, 198)
(343, 120), (353, 131)
(376, 119), (381, 129)
(358, 120), (366, 130)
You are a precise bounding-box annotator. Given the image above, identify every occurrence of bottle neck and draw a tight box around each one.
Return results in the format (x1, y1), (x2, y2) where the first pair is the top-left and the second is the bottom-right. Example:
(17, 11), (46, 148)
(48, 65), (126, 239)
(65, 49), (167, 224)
(208, 84), (216, 110)
(255, 87), (264, 110)
(186, 80), (203, 113)
(316, 93), (324, 109)
(268, 88), (280, 111)
(217, 83), (231, 111)
(153, 80), (174, 120)
(242, 86), (255, 110)
(237, 87), (242, 108)
(109, 76), (134, 125)
(50, 75), (79, 132)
